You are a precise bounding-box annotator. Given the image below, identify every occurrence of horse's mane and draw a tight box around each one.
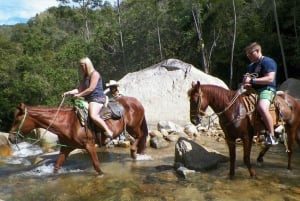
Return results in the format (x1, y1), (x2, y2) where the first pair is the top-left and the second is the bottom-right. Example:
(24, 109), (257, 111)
(26, 105), (73, 112)
(201, 85), (237, 103)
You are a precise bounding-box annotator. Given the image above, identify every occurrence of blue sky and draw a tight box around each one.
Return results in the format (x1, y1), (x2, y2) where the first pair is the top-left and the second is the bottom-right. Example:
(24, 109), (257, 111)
(0, 0), (117, 26)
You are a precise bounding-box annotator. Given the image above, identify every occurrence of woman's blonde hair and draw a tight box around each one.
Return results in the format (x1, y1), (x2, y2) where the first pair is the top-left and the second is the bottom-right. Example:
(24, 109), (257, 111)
(80, 57), (95, 76)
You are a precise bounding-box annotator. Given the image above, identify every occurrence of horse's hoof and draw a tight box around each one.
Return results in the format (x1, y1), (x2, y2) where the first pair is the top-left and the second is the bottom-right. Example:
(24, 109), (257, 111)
(97, 171), (104, 178)
(256, 162), (263, 167)
(228, 175), (235, 180)
(130, 150), (137, 160)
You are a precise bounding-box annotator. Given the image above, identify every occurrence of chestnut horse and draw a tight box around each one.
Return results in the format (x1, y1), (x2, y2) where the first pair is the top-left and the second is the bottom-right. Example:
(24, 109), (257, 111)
(8, 96), (148, 176)
(188, 81), (300, 178)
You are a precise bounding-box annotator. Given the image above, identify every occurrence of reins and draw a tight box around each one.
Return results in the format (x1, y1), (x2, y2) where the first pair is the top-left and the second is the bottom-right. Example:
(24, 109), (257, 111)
(198, 73), (258, 126)
(10, 96), (66, 149)
(199, 86), (243, 123)
(32, 95), (66, 145)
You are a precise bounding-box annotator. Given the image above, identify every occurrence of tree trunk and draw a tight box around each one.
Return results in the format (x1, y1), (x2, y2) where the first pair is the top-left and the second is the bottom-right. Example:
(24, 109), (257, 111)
(192, 7), (208, 73)
(273, 0), (288, 80)
(229, 0), (236, 89)
(117, 0), (127, 73)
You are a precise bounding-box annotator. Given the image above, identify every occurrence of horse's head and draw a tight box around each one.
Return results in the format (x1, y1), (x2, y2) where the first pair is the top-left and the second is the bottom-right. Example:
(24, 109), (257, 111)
(187, 81), (208, 125)
(8, 103), (31, 144)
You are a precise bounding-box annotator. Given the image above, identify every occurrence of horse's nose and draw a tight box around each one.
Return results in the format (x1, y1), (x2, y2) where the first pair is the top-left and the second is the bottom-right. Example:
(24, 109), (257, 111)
(8, 133), (16, 144)
(190, 114), (202, 126)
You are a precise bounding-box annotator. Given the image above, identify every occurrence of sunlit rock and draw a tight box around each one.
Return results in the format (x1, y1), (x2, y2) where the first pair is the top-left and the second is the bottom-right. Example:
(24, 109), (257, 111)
(119, 59), (228, 126)
(0, 133), (12, 157)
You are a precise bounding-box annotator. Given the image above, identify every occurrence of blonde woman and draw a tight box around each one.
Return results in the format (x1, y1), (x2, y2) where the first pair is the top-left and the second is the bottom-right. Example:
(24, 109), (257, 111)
(63, 57), (113, 139)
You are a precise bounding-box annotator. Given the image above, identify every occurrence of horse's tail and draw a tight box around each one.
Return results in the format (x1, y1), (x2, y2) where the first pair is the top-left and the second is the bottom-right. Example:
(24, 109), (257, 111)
(137, 116), (148, 154)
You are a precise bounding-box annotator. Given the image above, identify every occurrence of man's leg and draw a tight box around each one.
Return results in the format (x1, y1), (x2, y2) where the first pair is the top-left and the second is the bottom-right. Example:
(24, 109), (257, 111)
(257, 99), (278, 145)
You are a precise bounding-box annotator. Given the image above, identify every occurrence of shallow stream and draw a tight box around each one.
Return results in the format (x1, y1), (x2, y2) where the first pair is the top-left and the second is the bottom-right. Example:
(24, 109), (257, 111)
(1, 135), (300, 201)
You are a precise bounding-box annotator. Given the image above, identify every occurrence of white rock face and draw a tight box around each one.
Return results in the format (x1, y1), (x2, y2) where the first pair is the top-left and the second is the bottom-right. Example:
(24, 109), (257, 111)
(118, 58), (228, 126)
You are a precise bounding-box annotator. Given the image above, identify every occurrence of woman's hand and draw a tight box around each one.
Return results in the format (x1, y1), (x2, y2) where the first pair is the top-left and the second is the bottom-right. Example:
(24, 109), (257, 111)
(62, 92), (69, 97)
(62, 89), (79, 97)
(74, 94), (80, 98)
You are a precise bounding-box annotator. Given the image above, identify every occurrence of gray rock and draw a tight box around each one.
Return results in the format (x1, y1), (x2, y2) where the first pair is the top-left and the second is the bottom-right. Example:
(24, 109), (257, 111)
(150, 136), (169, 149)
(176, 166), (196, 178)
(278, 78), (300, 102)
(174, 137), (228, 171)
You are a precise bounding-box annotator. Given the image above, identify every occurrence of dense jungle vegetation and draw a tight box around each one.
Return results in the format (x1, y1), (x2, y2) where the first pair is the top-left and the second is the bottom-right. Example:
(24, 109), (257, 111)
(0, 0), (299, 131)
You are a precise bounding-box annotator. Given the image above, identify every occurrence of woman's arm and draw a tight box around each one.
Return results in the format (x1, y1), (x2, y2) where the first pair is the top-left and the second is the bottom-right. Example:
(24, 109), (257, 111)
(75, 71), (100, 97)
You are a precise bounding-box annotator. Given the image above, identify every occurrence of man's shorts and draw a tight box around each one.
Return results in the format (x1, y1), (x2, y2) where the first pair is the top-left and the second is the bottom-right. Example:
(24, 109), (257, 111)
(258, 88), (275, 102)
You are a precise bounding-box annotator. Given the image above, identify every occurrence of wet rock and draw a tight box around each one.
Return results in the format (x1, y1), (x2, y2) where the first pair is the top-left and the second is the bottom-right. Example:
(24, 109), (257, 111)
(176, 166), (196, 178)
(150, 136), (169, 149)
(174, 137), (228, 171)
(29, 128), (58, 151)
(117, 140), (130, 148)
(0, 133), (12, 157)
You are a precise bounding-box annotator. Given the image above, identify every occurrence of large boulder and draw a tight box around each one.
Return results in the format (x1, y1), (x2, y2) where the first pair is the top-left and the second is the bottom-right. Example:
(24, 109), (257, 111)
(118, 59), (228, 126)
(278, 78), (300, 102)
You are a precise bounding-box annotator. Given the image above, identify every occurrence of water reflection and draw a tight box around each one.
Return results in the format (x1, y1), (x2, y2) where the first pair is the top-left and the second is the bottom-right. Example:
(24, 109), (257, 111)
(1, 138), (300, 201)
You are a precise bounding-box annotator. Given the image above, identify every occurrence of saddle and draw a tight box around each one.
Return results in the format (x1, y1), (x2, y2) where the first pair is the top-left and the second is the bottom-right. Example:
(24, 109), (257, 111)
(241, 90), (289, 133)
(74, 99), (124, 126)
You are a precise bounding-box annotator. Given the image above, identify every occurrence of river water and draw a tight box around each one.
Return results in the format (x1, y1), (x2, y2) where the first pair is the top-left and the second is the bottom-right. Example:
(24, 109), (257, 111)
(1, 135), (300, 201)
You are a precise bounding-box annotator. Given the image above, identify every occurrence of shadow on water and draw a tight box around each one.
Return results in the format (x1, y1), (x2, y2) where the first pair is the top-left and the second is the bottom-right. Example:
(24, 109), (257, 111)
(1, 138), (300, 201)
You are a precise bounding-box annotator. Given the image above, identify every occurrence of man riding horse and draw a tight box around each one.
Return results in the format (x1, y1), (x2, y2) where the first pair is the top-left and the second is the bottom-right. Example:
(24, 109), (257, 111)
(243, 42), (278, 146)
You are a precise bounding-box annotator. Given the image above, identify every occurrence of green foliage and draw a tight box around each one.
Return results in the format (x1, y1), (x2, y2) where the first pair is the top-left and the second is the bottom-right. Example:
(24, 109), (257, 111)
(0, 0), (299, 131)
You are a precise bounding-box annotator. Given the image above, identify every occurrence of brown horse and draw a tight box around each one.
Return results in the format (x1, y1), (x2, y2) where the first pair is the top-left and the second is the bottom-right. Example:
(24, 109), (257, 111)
(188, 81), (300, 178)
(8, 96), (148, 176)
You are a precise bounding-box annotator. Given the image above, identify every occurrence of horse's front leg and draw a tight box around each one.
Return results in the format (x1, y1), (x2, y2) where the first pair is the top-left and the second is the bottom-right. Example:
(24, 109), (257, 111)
(256, 145), (270, 166)
(85, 143), (104, 176)
(286, 127), (297, 170)
(126, 127), (138, 159)
(243, 137), (256, 178)
(130, 138), (138, 160)
(54, 147), (73, 173)
(227, 139), (236, 179)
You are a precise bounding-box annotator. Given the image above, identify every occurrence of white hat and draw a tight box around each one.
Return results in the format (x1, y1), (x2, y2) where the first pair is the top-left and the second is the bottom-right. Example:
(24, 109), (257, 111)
(106, 80), (119, 87)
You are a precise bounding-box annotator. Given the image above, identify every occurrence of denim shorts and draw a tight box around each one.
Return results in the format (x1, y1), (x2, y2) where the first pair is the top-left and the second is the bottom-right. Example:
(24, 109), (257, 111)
(89, 97), (106, 104)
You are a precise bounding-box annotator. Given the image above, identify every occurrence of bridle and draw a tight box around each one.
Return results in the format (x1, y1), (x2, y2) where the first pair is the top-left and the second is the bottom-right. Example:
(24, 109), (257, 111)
(9, 107), (28, 149)
(194, 90), (206, 116)
(9, 96), (66, 149)
(192, 86), (245, 127)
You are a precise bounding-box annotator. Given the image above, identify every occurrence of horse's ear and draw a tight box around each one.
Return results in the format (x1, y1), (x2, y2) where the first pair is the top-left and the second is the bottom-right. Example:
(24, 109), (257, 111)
(18, 103), (26, 114)
(191, 81), (196, 87)
(192, 81), (201, 88)
(192, 80), (200, 87)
